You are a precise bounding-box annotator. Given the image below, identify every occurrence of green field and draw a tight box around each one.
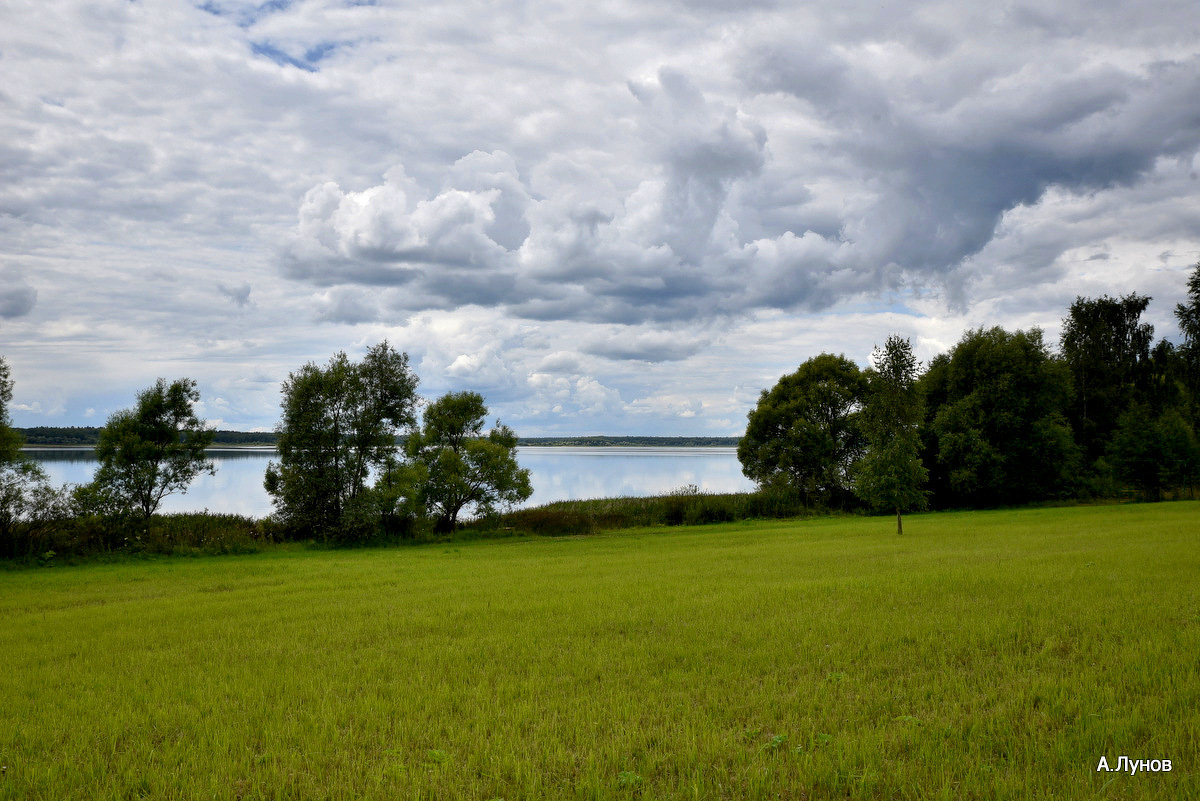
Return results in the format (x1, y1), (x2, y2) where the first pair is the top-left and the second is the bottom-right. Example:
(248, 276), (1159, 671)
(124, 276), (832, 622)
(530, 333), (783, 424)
(1, 503), (1197, 800)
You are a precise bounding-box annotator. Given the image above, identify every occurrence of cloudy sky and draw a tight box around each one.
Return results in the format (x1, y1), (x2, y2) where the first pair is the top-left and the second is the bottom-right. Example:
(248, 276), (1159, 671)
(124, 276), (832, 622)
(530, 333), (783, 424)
(3, 0), (1199, 434)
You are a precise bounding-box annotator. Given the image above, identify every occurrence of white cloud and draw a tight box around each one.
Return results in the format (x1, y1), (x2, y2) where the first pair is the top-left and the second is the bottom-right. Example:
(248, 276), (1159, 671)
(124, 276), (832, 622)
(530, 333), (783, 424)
(1, 0), (1199, 435)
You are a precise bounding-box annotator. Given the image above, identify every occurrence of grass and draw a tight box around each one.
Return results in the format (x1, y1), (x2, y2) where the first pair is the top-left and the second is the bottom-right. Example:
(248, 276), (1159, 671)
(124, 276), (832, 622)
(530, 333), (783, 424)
(0, 502), (1197, 799)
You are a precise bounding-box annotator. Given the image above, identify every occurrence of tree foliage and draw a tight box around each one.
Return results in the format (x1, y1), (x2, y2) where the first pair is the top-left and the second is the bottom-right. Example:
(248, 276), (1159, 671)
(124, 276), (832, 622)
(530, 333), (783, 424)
(1106, 405), (1200, 500)
(0, 358), (22, 465)
(92, 378), (215, 518)
(1060, 293), (1154, 460)
(920, 327), (1078, 507)
(0, 357), (70, 554)
(1176, 261), (1200, 352)
(853, 336), (928, 533)
(401, 391), (532, 532)
(738, 354), (867, 507)
(264, 342), (419, 541)
(1175, 261), (1200, 423)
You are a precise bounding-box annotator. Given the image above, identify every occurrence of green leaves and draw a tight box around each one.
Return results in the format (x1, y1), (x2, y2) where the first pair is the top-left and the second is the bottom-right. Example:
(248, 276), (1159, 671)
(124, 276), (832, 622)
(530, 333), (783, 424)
(92, 378), (215, 518)
(268, 347), (532, 539)
(266, 342), (420, 541)
(737, 353), (867, 508)
(402, 392), (532, 532)
(853, 336), (928, 526)
(921, 327), (1078, 507)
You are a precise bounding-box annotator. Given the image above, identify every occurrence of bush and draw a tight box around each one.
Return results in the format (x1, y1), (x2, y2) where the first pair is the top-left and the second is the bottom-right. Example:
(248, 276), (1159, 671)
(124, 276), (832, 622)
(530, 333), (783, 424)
(1, 512), (272, 565)
(483, 486), (812, 538)
(0, 462), (72, 560)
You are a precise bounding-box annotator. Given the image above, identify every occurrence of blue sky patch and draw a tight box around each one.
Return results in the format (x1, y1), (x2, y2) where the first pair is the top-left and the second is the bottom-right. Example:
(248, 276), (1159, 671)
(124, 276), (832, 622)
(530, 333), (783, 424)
(250, 41), (317, 72)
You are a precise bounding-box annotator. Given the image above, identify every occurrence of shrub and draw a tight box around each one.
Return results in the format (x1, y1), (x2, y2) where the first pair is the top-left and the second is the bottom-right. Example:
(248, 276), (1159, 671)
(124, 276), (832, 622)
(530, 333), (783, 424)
(484, 486), (812, 538)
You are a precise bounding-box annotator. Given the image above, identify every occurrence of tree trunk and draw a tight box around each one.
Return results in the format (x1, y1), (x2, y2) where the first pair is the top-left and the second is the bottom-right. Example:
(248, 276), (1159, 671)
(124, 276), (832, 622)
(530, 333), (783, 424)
(896, 508), (903, 536)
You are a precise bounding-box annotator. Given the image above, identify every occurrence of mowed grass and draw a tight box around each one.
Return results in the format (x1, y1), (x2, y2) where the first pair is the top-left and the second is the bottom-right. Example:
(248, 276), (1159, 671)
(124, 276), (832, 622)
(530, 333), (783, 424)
(1, 504), (1197, 800)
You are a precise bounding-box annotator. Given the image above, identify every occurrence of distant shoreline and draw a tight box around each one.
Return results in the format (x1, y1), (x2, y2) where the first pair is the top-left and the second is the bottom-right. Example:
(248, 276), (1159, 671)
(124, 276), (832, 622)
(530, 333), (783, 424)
(17, 428), (740, 449)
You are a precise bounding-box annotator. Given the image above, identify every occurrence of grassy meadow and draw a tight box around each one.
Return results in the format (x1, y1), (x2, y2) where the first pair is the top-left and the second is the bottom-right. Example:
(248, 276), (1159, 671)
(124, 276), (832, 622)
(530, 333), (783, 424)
(1, 502), (1197, 800)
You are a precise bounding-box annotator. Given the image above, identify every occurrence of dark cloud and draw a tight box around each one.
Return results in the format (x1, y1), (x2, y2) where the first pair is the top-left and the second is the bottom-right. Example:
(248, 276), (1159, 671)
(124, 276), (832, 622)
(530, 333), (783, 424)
(313, 288), (379, 323)
(218, 282), (251, 307)
(740, 36), (1200, 286)
(583, 329), (708, 362)
(0, 270), (37, 318)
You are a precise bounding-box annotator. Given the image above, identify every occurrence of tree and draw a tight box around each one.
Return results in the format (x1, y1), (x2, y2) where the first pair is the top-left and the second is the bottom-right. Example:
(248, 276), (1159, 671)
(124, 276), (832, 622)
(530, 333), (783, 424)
(1175, 261), (1200, 424)
(1106, 405), (1200, 501)
(264, 342), (419, 540)
(1176, 261), (1200, 351)
(401, 391), (532, 532)
(0, 357), (70, 556)
(92, 378), (215, 518)
(920, 327), (1079, 507)
(0, 358), (22, 465)
(738, 354), (867, 507)
(853, 336), (928, 534)
(1060, 293), (1154, 461)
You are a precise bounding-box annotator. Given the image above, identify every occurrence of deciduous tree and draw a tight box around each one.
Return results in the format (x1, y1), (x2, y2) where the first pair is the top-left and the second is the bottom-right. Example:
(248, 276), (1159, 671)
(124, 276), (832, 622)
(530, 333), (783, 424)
(0, 357), (70, 555)
(1060, 293), (1154, 461)
(0, 357), (21, 465)
(401, 391), (532, 532)
(264, 342), (419, 540)
(1175, 261), (1200, 423)
(920, 327), (1078, 507)
(738, 354), (867, 508)
(853, 336), (928, 534)
(1107, 405), (1200, 500)
(92, 378), (215, 518)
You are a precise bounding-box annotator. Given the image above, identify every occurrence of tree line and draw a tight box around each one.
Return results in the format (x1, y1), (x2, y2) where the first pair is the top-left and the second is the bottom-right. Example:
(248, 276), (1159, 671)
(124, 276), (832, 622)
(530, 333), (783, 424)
(16, 428), (739, 448)
(739, 262), (1200, 531)
(0, 343), (531, 556)
(15, 427), (281, 446)
(2, 262), (1197, 555)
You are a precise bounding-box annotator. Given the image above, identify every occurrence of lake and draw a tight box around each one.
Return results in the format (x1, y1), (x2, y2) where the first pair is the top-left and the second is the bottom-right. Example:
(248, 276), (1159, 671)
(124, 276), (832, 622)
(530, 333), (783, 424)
(24, 447), (755, 518)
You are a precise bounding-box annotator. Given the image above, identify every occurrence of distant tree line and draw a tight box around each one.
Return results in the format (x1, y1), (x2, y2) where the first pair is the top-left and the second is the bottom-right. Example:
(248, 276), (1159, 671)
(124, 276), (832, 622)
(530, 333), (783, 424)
(18, 429), (738, 448)
(740, 262), (1200, 528)
(518, 436), (740, 447)
(17, 427), (281, 447)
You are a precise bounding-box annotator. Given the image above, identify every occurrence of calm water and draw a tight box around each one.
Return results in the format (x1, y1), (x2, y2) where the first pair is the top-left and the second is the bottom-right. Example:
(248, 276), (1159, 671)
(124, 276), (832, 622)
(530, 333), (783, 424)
(25, 446), (753, 518)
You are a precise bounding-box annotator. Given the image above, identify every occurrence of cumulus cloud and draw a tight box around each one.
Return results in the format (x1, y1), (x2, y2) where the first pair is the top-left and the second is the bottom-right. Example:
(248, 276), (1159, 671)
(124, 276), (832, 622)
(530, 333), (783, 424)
(280, 71), (779, 324)
(275, 23), (1200, 332)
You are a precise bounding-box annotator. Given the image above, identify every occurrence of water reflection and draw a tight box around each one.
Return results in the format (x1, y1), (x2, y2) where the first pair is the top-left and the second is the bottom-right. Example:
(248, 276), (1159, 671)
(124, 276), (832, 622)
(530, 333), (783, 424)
(25, 446), (754, 518)
(25, 448), (279, 518)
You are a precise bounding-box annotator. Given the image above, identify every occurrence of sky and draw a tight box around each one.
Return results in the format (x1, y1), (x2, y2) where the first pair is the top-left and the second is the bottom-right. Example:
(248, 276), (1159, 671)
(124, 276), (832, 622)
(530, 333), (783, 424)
(2, 0), (1199, 435)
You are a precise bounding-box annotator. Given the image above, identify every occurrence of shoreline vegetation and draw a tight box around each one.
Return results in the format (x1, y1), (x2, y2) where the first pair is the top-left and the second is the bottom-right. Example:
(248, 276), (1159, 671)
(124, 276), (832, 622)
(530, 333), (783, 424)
(16, 427), (740, 448)
(1, 485), (811, 566)
(1, 481), (1186, 568)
